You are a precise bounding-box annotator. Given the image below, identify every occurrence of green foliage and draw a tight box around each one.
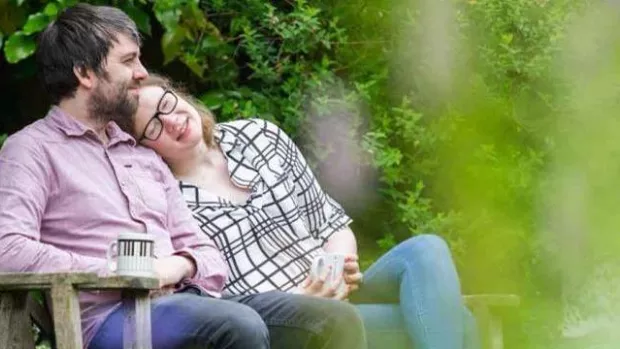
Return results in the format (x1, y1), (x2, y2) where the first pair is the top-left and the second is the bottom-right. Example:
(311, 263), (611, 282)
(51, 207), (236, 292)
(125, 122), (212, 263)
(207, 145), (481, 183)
(0, 0), (606, 347)
(0, 134), (7, 148)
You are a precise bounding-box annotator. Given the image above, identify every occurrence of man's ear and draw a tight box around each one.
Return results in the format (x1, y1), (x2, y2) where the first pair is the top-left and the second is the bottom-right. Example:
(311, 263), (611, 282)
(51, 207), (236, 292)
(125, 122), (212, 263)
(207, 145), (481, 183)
(73, 64), (96, 89)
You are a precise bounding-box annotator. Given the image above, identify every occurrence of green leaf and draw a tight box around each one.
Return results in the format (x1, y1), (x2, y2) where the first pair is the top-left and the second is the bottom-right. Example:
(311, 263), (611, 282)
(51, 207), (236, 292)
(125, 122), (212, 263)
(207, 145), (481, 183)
(200, 91), (226, 110)
(154, 6), (180, 31)
(161, 26), (189, 64)
(181, 53), (205, 78)
(123, 5), (151, 35)
(57, 0), (78, 7)
(23, 13), (50, 35)
(43, 3), (60, 17)
(4, 31), (36, 63)
(0, 33), (3, 49)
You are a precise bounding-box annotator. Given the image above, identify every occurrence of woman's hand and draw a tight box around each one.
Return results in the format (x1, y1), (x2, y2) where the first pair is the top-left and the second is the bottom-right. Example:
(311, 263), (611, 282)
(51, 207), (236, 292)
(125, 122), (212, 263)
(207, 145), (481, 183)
(343, 254), (363, 293)
(296, 267), (348, 300)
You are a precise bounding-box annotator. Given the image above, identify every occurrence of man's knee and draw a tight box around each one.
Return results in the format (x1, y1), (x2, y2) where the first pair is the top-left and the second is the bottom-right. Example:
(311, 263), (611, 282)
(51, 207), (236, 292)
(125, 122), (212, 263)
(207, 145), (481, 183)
(325, 301), (366, 347)
(329, 300), (364, 328)
(153, 294), (269, 349)
(222, 304), (270, 348)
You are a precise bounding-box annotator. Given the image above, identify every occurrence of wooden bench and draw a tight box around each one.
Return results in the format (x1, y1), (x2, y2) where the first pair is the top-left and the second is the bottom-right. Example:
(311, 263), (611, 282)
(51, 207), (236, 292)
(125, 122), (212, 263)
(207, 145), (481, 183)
(0, 273), (519, 349)
(464, 294), (520, 349)
(0, 272), (159, 349)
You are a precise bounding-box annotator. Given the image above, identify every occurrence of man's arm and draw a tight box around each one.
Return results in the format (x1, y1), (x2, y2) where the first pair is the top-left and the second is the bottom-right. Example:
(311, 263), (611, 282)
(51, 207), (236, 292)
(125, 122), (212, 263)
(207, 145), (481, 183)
(0, 135), (108, 274)
(159, 160), (228, 293)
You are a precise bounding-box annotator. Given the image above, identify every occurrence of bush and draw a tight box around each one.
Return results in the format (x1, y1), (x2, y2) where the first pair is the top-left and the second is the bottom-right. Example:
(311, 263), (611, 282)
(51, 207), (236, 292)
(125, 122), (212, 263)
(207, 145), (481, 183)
(0, 0), (603, 347)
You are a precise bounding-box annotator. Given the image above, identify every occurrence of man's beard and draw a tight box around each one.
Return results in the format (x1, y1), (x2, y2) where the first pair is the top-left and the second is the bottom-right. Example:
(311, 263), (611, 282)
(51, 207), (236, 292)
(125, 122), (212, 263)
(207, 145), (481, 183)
(88, 79), (139, 134)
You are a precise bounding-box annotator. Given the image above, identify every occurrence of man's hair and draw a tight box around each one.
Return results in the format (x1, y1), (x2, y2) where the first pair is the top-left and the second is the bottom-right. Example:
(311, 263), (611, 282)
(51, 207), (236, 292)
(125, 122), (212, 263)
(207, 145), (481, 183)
(36, 4), (141, 104)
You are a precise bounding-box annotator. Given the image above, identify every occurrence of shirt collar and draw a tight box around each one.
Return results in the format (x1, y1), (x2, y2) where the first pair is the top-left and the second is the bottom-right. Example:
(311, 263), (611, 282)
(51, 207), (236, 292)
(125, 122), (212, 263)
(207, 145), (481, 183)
(46, 106), (136, 146)
(214, 126), (239, 151)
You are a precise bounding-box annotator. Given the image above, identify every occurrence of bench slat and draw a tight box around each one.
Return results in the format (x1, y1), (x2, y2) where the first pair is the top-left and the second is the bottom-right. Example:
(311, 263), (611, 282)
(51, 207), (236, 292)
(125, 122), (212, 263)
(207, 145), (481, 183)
(0, 273), (159, 291)
(463, 294), (520, 307)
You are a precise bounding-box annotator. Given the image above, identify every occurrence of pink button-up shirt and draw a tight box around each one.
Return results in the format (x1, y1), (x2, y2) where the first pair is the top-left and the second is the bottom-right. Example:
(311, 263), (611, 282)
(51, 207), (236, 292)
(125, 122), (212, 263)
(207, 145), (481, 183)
(0, 107), (228, 347)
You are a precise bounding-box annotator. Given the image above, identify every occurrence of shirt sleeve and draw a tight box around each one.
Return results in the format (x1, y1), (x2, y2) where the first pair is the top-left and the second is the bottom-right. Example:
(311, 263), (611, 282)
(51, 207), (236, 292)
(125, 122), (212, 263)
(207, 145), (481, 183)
(260, 120), (353, 245)
(159, 161), (228, 295)
(0, 135), (107, 274)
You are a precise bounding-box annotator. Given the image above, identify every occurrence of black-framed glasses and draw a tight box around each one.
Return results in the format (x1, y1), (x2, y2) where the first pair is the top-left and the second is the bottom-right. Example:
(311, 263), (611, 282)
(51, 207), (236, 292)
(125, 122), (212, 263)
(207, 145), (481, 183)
(138, 89), (179, 142)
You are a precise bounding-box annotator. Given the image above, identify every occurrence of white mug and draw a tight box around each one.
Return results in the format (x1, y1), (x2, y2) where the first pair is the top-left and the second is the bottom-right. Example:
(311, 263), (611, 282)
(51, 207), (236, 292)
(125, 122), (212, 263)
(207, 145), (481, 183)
(106, 232), (156, 277)
(310, 253), (346, 293)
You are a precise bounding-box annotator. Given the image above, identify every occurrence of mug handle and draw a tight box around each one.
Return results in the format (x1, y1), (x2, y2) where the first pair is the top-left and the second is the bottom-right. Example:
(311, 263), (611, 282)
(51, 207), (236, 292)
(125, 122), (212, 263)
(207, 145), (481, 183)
(106, 241), (118, 273)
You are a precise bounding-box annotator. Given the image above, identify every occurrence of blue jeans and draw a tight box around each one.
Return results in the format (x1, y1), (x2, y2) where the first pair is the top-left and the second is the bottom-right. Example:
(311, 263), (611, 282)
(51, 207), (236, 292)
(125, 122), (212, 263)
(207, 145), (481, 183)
(351, 234), (480, 349)
(90, 290), (366, 349)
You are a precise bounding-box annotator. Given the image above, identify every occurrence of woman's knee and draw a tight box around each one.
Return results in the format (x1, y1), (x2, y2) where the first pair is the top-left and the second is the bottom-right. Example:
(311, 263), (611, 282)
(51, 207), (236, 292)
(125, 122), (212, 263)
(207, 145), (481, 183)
(398, 234), (453, 263)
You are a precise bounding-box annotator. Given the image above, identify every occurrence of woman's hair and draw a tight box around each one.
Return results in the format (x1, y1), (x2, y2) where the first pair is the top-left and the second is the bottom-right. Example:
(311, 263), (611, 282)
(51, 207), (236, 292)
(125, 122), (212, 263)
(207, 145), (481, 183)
(138, 73), (216, 147)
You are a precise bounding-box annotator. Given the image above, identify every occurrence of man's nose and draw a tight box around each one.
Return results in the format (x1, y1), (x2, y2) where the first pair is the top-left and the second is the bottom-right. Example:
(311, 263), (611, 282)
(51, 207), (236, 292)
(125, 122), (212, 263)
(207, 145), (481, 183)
(133, 60), (148, 80)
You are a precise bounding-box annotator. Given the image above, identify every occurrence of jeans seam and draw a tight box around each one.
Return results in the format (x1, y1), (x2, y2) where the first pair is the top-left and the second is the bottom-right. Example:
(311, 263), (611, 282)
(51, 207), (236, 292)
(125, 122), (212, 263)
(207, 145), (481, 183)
(263, 318), (323, 334)
(361, 254), (433, 345)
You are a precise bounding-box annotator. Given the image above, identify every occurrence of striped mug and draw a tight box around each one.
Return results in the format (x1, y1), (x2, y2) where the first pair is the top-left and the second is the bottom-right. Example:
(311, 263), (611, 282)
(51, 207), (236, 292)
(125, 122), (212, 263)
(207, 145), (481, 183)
(106, 232), (155, 277)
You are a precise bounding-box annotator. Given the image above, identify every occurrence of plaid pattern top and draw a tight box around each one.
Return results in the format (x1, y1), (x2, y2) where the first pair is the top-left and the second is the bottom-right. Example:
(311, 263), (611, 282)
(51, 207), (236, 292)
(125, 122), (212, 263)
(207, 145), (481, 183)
(180, 119), (352, 295)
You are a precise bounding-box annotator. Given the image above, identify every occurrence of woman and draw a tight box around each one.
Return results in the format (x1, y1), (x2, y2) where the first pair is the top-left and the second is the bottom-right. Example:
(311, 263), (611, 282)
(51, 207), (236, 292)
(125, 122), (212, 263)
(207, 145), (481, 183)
(131, 74), (479, 349)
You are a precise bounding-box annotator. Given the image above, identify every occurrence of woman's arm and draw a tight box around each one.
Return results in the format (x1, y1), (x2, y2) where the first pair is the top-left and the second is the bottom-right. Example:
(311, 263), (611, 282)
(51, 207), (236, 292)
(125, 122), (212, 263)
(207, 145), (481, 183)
(323, 227), (363, 293)
(323, 226), (358, 255)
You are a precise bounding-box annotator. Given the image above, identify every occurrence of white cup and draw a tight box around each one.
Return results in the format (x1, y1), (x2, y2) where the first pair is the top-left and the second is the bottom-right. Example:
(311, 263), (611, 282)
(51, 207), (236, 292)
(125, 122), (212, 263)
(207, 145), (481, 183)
(310, 253), (346, 293)
(106, 232), (156, 277)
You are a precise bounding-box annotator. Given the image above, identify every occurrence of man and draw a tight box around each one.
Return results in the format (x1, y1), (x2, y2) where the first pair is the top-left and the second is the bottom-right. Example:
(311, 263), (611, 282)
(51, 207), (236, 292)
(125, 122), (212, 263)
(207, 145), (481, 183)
(0, 4), (366, 349)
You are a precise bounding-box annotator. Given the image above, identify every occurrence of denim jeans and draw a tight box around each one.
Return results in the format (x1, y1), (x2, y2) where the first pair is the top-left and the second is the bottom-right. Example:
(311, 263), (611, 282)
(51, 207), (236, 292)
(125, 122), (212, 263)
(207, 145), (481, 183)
(351, 234), (480, 349)
(89, 290), (366, 349)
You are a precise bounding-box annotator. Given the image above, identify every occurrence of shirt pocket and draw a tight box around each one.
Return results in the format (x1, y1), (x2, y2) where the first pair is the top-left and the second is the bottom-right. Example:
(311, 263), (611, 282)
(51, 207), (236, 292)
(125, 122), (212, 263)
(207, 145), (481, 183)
(127, 166), (168, 219)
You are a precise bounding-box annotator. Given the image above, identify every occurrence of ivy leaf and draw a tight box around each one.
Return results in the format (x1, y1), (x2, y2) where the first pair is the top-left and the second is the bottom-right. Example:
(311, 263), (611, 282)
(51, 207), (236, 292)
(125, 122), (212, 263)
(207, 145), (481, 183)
(161, 26), (189, 64)
(23, 13), (51, 35)
(4, 31), (36, 63)
(122, 5), (151, 36)
(43, 3), (60, 17)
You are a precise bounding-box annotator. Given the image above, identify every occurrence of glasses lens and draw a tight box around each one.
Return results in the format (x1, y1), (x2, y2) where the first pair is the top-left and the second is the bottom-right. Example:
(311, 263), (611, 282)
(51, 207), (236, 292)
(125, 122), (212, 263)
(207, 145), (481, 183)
(158, 91), (177, 114)
(143, 117), (163, 141)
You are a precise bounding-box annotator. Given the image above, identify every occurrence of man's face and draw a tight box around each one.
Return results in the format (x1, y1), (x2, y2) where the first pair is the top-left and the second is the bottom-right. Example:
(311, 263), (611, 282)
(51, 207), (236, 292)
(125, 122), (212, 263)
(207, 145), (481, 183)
(88, 33), (148, 130)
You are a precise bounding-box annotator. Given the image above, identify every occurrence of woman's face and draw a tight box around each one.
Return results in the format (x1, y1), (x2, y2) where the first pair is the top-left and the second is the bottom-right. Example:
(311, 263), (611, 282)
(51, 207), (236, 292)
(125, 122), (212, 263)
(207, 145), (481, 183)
(133, 85), (203, 160)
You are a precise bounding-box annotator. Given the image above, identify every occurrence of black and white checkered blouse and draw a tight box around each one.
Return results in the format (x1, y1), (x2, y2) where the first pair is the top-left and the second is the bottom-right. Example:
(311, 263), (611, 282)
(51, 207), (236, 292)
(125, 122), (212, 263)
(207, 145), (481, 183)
(180, 119), (352, 295)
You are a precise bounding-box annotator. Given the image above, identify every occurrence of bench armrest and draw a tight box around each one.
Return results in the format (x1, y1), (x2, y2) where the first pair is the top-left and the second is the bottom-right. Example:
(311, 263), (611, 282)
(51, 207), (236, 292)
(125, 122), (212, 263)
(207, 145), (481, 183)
(0, 272), (159, 291)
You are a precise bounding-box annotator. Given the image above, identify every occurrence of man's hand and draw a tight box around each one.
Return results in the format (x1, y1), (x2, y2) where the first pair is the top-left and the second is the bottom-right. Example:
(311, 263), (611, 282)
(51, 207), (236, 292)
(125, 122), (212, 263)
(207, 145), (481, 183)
(296, 266), (348, 300)
(153, 255), (195, 288)
(343, 254), (363, 293)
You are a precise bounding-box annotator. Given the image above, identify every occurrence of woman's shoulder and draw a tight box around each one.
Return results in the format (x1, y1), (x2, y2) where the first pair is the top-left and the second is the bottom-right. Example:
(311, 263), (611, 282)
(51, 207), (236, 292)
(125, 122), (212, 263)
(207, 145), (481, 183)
(216, 118), (288, 142)
(217, 118), (282, 133)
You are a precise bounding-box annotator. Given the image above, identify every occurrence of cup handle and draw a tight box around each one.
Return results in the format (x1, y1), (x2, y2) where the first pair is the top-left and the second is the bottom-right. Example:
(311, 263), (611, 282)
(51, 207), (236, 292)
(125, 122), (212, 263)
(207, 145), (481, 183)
(310, 255), (326, 281)
(106, 241), (118, 274)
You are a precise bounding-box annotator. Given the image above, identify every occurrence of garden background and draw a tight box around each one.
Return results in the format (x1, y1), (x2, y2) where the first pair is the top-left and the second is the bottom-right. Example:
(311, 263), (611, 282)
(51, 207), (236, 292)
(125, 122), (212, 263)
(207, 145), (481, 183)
(2, 0), (620, 348)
